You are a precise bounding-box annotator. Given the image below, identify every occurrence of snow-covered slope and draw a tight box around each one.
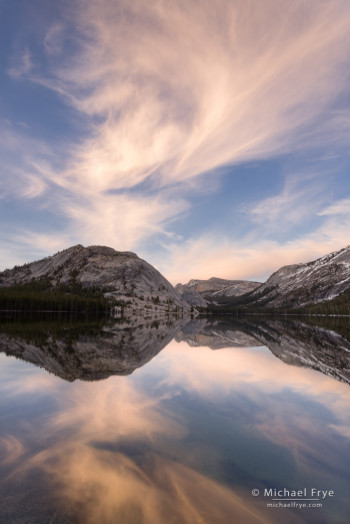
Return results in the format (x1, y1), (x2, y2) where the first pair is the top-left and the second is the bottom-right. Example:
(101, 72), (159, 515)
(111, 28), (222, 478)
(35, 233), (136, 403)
(0, 245), (191, 313)
(248, 246), (350, 308)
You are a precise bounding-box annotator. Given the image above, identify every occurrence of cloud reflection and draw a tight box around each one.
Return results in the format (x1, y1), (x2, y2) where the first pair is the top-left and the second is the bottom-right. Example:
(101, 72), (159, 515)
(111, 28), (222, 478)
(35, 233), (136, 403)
(0, 436), (25, 465)
(0, 374), (279, 523)
(1, 337), (350, 522)
(35, 449), (278, 524)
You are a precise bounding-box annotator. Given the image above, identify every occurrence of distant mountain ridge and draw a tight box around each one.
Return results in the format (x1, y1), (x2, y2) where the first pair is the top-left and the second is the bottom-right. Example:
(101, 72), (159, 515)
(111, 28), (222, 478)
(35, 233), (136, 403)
(175, 277), (260, 307)
(176, 246), (350, 310)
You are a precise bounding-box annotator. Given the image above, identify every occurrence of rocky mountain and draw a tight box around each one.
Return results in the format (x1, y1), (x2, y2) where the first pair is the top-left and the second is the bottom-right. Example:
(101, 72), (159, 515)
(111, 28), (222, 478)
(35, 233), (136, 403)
(179, 246), (350, 310)
(175, 277), (261, 307)
(0, 316), (186, 382)
(2, 244), (350, 313)
(176, 317), (350, 385)
(0, 245), (191, 314)
(246, 245), (350, 308)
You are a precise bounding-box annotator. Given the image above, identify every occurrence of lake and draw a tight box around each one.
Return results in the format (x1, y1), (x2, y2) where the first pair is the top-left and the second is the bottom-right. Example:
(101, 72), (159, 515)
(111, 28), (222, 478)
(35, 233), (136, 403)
(0, 314), (349, 523)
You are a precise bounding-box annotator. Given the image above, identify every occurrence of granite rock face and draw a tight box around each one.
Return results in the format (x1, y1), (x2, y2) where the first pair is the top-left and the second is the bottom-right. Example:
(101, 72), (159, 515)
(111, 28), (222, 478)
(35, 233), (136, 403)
(0, 245), (191, 314)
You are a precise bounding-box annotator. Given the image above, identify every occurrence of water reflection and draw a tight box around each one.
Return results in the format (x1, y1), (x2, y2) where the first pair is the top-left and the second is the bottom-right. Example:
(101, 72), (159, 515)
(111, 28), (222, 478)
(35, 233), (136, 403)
(0, 316), (186, 381)
(1, 315), (350, 384)
(176, 316), (350, 385)
(0, 315), (350, 523)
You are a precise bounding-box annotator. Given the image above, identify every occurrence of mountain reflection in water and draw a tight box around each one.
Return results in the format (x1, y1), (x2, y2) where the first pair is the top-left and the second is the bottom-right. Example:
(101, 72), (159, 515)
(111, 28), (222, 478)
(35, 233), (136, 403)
(1, 315), (350, 384)
(0, 316), (185, 381)
(0, 315), (350, 523)
(176, 316), (350, 385)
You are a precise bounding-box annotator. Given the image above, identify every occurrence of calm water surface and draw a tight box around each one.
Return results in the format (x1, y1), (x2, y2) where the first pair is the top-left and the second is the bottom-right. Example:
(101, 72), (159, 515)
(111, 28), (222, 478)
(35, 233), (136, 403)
(0, 316), (349, 524)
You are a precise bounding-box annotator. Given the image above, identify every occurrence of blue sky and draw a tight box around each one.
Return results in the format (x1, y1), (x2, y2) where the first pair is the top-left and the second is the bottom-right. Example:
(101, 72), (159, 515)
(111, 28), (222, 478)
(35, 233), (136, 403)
(1, 0), (350, 284)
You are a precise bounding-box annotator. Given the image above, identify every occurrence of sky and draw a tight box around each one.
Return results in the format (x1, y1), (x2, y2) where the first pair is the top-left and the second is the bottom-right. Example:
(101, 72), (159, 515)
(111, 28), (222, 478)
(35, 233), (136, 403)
(1, 0), (350, 285)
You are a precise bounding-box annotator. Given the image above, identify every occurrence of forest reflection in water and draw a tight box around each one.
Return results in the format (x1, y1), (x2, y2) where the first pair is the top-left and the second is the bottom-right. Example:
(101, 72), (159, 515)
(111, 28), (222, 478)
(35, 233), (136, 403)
(0, 314), (350, 523)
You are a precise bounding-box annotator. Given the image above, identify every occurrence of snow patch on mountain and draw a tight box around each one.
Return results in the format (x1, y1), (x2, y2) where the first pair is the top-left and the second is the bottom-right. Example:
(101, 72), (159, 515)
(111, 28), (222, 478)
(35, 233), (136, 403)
(248, 246), (350, 308)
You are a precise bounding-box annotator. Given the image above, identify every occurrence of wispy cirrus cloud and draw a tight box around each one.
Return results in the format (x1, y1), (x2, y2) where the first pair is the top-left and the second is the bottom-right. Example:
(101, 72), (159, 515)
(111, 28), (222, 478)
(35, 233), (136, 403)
(43, 23), (65, 56)
(3, 0), (350, 272)
(8, 47), (33, 79)
(0, 123), (50, 200)
(161, 198), (350, 284)
(248, 174), (327, 231)
(42, 0), (350, 185)
(318, 198), (350, 217)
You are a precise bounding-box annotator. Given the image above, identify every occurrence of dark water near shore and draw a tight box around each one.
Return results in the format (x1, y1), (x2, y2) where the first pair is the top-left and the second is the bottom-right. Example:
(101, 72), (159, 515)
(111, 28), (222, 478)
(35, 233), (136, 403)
(0, 314), (350, 523)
